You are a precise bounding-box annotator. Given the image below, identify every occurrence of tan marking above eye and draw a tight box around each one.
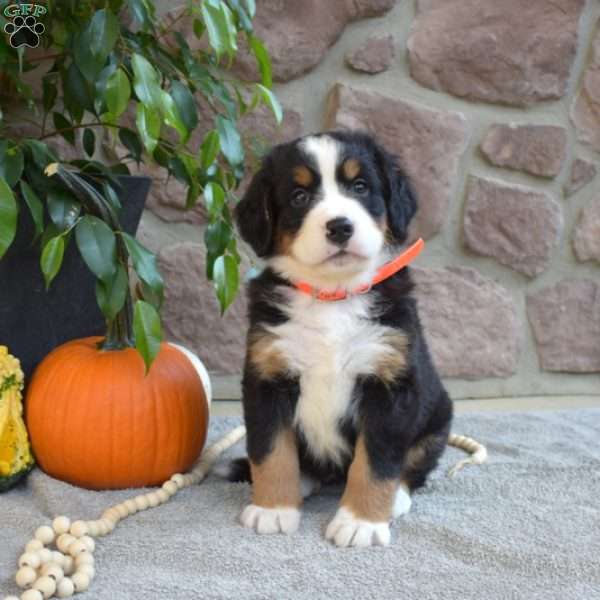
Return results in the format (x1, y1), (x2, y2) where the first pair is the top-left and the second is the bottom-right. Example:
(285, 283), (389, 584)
(292, 165), (313, 187)
(342, 158), (361, 180)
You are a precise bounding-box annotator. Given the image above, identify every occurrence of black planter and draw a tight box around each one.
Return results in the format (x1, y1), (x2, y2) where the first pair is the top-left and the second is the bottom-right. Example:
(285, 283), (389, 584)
(0, 175), (151, 381)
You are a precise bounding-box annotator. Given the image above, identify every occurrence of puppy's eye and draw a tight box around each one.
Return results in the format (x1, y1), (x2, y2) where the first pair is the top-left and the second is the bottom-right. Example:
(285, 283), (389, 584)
(352, 179), (368, 194)
(291, 189), (310, 207)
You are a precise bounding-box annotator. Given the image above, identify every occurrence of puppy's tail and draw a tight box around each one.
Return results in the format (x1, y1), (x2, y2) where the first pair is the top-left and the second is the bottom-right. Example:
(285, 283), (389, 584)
(447, 433), (488, 477)
(214, 456), (252, 483)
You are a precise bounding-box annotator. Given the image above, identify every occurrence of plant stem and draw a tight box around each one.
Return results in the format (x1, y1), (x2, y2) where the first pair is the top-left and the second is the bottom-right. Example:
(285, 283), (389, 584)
(39, 121), (121, 141)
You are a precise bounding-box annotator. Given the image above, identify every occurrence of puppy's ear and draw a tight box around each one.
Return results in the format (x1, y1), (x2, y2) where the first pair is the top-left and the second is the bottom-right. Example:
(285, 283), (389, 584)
(235, 164), (275, 258)
(374, 143), (417, 244)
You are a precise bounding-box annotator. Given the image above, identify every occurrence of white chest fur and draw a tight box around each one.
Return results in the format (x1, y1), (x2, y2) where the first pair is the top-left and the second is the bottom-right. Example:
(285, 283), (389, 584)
(267, 291), (391, 465)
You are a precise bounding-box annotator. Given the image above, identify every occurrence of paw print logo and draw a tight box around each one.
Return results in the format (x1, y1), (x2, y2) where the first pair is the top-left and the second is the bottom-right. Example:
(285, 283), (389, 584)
(4, 15), (45, 49)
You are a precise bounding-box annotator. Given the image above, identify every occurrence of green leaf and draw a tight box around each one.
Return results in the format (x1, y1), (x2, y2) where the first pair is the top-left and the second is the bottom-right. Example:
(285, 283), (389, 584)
(200, 130), (220, 169)
(201, 1), (229, 56)
(133, 299), (162, 373)
(105, 68), (131, 117)
(135, 103), (160, 154)
(25, 140), (57, 169)
(52, 113), (75, 146)
(65, 62), (95, 115)
(0, 177), (17, 259)
(216, 116), (244, 166)
(256, 83), (282, 125)
(203, 182), (225, 221)
(128, 0), (150, 28)
(47, 190), (81, 231)
(131, 53), (162, 109)
(244, 0), (256, 18)
(40, 235), (65, 289)
(213, 254), (239, 313)
(75, 215), (117, 282)
(94, 63), (118, 114)
(89, 9), (119, 62)
(102, 181), (122, 213)
(159, 90), (188, 143)
(83, 128), (95, 157)
(192, 18), (205, 39)
(249, 35), (272, 88)
(120, 232), (164, 306)
(73, 9), (119, 82)
(40, 236), (65, 289)
(118, 128), (143, 162)
(20, 181), (44, 239)
(95, 264), (128, 321)
(42, 77), (57, 112)
(204, 219), (232, 257)
(170, 81), (198, 133)
(0, 144), (23, 188)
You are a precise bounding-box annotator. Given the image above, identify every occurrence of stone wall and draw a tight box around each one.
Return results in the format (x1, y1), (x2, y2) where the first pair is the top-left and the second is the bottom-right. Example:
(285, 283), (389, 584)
(149, 0), (600, 399)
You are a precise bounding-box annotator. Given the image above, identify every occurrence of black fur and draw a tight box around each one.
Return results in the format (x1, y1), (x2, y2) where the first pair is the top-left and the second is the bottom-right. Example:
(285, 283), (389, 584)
(233, 131), (452, 502)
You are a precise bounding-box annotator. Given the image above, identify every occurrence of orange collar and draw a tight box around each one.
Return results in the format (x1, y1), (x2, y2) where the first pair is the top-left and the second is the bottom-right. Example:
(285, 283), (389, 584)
(294, 238), (425, 301)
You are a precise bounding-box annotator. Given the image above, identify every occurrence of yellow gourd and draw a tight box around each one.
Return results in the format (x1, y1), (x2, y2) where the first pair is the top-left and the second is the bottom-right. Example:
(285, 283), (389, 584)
(0, 346), (34, 491)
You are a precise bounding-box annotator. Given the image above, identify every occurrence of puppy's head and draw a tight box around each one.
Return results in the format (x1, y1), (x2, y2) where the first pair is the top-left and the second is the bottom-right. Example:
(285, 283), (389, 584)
(235, 131), (417, 286)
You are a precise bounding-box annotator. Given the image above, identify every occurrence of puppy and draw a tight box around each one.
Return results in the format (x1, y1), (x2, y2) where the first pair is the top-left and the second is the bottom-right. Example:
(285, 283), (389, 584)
(231, 131), (453, 547)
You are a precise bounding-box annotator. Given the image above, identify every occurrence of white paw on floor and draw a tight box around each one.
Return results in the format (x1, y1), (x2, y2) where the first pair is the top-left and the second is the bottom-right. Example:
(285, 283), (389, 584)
(393, 485), (412, 518)
(325, 507), (391, 548)
(239, 504), (301, 534)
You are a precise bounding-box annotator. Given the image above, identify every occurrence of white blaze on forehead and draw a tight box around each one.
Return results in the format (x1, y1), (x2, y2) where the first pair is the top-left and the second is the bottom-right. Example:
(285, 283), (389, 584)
(301, 135), (341, 196)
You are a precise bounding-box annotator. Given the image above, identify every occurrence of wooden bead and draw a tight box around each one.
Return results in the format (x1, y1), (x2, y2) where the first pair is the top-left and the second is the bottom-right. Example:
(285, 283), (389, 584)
(50, 551), (65, 567)
(156, 489), (169, 503)
(34, 526), (55, 545)
(85, 521), (99, 537)
(3, 595), (20, 600)
(56, 535), (74, 554)
(40, 563), (64, 582)
(101, 518), (115, 532)
(36, 549), (52, 564)
(171, 473), (185, 488)
(162, 481), (178, 496)
(55, 577), (75, 598)
(18, 553), (40, 569)
(52, 517), (71, 535)
(80, 536), (95, 552)
(74, 553), (94, 568)
(62, 556), (75, 576)
(102, 508), (120, 523)
(76, 564), (95, 579)
(124, 499), (138, 514)
(115, 504), (129, 519)
(71, 572), (90, 592)
(67, 541), (87, 557)
(134, 495), (149, 511)
(32, 575), (56, 599)
(15, 566), (37, 588)
(21, 590), (43, 600)
(25, 540), (43, 554)
(147, 493), (160, 508)
(96, 521), (108, 537)
(69, 521), (88, 538)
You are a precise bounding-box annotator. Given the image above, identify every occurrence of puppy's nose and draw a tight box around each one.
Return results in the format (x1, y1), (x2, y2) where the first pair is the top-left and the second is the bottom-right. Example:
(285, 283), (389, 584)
(326, 217), (354, 246)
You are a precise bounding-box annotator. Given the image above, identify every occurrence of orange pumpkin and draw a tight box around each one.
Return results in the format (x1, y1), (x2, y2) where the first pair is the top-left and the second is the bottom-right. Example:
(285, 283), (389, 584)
(25, 337), (209, 490)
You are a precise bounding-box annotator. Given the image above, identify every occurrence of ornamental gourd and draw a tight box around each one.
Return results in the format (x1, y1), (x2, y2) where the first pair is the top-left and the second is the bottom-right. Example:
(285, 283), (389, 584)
(26, 337), (210, 490)
(0, 346), (35, 491)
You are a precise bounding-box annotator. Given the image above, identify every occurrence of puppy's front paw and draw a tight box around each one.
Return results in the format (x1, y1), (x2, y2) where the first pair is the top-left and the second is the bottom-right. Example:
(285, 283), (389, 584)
(240, 504), (301, 535)
(325, 507), (391, 548)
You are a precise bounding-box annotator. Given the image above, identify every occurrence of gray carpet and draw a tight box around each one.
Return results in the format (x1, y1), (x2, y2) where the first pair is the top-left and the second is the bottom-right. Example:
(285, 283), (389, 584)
(2, 410), (600, 600)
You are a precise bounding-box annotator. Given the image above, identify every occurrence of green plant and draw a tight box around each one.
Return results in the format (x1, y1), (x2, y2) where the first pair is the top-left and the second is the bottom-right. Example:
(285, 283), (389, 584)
(0, 0), (280, 368)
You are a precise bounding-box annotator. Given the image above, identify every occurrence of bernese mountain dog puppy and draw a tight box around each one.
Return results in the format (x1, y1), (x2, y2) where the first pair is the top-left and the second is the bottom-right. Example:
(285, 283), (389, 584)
(231, 130), (453, 547)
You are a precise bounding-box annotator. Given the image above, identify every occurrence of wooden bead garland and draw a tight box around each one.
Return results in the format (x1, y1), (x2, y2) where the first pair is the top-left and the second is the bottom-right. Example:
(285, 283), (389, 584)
(3, 426), (246, 600)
